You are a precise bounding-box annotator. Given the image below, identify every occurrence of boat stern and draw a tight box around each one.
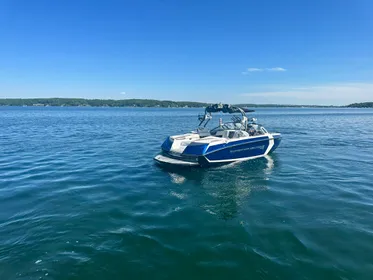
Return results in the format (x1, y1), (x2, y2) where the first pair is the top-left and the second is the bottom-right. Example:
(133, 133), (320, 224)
(156, 134), (209, 167)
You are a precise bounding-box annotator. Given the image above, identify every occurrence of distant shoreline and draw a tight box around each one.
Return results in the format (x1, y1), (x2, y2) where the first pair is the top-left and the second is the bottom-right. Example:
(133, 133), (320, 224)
(0, 98), (371, 108)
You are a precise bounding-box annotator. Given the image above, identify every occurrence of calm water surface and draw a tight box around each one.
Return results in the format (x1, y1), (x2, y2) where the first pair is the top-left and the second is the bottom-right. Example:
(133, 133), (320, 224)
(1, 107), (373, 280)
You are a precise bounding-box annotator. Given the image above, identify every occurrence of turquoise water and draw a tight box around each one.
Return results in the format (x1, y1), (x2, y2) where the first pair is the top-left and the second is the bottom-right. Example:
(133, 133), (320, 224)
(1, 107), (373, 280)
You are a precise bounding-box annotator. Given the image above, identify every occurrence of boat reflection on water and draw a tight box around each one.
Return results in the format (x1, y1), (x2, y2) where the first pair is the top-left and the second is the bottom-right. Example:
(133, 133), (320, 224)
(158, 154), (278, 220)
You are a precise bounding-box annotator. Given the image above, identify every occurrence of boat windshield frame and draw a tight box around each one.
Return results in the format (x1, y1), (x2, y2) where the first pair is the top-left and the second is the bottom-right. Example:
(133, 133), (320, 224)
(198, 103), (255, 129)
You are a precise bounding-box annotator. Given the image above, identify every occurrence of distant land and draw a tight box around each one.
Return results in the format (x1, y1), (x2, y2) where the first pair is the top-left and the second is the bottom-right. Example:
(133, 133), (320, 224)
(346, 102), (373, 108)
(0, 98), (372, 108)
(0, 98), (207, 108)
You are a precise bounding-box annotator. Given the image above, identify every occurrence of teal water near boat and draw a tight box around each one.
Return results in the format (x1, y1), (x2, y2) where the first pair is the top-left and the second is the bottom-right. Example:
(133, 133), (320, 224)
(1, 107), (373, 279)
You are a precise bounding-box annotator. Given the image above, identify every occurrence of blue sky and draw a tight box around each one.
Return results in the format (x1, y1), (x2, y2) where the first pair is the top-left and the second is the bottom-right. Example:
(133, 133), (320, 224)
(0, 0), (372, 105)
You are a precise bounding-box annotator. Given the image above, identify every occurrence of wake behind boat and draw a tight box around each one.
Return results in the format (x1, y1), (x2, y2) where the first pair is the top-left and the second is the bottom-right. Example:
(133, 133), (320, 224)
(154, 103), (281, 167)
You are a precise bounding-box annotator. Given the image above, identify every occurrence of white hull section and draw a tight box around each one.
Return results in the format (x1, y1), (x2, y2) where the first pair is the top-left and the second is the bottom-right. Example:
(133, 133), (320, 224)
(154, 154), (199, 166)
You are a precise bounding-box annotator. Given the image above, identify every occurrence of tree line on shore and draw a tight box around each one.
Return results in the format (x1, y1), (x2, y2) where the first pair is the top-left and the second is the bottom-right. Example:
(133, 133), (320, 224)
(0, 98), (208, 108)
(346, 102), (373, 108)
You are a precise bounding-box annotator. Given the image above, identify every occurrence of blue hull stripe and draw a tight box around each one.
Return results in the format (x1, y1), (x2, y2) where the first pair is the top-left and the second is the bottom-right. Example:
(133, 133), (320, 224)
(161, 137), (173, 152)
(205, 136), (268, 154)
(206, 139), (270, 161)
(182, 143), (209, 155)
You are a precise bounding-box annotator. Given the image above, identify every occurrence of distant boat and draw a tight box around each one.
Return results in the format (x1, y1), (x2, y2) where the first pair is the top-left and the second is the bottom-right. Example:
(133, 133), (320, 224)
(154, 103), (281, 167)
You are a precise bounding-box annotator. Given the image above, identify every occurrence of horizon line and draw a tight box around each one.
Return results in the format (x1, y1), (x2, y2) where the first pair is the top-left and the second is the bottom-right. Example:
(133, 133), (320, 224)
(0, 97), (371, 107)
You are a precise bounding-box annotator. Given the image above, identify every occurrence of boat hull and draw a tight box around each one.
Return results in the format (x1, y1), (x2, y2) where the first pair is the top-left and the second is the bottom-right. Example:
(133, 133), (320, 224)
(154, 133), (281, 167)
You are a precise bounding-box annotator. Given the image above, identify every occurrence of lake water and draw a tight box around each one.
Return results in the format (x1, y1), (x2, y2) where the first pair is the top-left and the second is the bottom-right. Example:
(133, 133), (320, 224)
(1, 107), (373, 280)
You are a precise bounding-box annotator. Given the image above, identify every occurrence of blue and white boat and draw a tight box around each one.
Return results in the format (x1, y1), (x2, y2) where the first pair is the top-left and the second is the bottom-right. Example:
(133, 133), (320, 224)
(154, 103), (281, 167)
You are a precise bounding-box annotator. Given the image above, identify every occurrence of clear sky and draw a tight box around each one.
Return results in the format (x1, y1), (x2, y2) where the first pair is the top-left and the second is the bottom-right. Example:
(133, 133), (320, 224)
(1, 0), (372, 105)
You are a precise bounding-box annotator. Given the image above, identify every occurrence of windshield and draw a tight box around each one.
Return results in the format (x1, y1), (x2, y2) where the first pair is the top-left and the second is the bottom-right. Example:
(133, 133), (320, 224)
(210, 122), (243, 135)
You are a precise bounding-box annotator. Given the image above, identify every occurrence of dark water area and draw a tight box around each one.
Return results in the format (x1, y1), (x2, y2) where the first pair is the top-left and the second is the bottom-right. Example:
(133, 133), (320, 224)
(1, 107), (373, 280)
